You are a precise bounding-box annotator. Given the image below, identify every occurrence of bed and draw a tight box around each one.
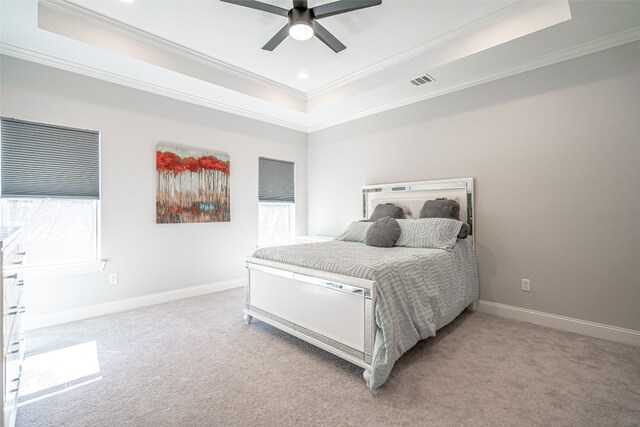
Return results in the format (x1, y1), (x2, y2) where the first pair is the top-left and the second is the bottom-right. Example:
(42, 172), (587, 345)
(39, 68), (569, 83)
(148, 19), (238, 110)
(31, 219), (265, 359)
(244, 178), (479, 388)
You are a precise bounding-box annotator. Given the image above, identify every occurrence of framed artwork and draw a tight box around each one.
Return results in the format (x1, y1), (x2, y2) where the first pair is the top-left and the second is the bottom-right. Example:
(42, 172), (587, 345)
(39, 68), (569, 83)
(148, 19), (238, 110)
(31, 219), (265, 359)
(156, 144), (230, 223)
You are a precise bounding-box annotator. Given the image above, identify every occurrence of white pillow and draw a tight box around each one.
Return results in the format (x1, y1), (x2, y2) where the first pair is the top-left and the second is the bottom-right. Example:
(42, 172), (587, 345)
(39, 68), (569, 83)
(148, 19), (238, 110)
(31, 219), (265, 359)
(395, 218), (463, 249)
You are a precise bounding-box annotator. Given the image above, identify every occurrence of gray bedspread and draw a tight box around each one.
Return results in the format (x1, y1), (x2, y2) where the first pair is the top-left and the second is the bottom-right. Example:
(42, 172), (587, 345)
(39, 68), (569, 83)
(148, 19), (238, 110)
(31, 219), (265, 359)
(252, 239), (479, 389)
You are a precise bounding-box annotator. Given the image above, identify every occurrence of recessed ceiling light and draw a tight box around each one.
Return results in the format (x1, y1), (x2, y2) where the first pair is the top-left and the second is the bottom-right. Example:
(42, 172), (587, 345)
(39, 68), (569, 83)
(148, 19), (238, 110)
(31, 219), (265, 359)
(298, 72), (310, 79)
(121, 0), (135, 3)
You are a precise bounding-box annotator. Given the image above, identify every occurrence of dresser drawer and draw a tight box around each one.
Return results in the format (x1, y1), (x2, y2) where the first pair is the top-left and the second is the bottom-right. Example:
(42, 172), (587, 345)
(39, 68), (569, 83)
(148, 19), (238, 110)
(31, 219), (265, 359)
(3, 291), (24, 355)
(1, 254), (23, 269)
(3, 272), (23, 317)
(4, 347), (22, 425)
(4, 310), (25, 401)
(2, 273), (16, 315)
(2, 274), (23, 313)
(2, 238), (24, 267)
(3, 242), (25, 316)
(3, 375), (19, 427)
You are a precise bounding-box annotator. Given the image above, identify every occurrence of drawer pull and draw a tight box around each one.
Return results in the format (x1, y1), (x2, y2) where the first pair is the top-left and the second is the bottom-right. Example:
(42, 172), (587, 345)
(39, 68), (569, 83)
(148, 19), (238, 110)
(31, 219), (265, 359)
(3, 274), (17, 280)
(10, 260), (23, 265)
(7, 349), (20, 355)
(15, 280), (24, 287)
(7, 307), (25, 316)
(8, 388), (18, 394)
(18, 252), (27, 256)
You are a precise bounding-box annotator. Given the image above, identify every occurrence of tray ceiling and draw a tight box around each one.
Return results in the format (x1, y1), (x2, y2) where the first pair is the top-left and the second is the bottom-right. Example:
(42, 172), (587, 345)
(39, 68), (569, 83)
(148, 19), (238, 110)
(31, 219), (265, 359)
(1, 0), (639, 132)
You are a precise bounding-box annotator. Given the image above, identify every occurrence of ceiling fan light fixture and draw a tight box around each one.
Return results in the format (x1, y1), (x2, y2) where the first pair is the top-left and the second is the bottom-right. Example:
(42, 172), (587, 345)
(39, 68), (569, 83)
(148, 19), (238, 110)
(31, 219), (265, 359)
(289, 23), (313, 41)
(223, 0), (382, 52)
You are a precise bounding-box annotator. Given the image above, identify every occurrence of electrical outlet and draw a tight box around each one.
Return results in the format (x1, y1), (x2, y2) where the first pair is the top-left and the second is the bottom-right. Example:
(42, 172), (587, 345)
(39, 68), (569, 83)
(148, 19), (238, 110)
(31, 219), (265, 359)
(109, 273), (118, 285)
(521, 278), (531, 292)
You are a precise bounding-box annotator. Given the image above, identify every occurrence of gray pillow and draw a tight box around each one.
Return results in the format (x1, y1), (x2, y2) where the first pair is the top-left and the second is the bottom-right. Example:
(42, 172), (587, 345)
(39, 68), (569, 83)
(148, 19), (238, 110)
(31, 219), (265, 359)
(420, 198), (470, 239)
(365, 217), (401, 247)
(369, 203), (404, 221)
(395, 218), (463, 250)
(335, 221), (371, 243)
(420, 198), (460, 220)
(458, 223), (471, 239)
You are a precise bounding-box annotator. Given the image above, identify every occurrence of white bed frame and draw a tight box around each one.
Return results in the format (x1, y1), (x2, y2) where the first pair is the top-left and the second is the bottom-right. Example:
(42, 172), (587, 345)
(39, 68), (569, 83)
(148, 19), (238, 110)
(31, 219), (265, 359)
(244, 178), (476, 385)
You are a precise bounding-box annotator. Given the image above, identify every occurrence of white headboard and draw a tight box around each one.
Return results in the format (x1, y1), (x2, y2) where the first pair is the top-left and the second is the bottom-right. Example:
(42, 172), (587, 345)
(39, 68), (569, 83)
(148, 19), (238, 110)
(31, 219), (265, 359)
(362, 178), (474, 243)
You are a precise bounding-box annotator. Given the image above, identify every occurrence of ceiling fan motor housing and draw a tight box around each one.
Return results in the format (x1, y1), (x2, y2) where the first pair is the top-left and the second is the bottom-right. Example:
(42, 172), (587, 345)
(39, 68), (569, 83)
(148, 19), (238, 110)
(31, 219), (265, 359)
(288, 7), (314, 27)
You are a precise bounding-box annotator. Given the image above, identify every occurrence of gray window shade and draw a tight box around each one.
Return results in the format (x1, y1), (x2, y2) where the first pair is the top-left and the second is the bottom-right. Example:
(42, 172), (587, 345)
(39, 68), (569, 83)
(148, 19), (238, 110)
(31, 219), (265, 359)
(259, 157), (294, 203)
(1, 117), (100, 199)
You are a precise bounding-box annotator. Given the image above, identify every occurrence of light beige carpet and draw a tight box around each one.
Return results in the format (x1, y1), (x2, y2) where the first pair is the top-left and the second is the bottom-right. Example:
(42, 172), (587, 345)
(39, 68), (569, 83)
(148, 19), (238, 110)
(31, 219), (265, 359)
(17, 288), (640, 427)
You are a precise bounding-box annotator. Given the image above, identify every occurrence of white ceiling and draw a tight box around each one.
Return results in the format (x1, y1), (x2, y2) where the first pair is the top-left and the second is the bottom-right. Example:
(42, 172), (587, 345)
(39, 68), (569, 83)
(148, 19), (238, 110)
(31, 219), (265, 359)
(1, 0), (640, 132)
(67, 0), (522, 93)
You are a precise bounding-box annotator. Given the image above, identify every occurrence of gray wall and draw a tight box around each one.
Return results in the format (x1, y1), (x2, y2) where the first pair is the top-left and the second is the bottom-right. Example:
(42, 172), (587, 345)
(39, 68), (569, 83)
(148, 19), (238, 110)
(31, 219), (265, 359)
(0, 56), (308, 316)
(308, 41), (640, 331)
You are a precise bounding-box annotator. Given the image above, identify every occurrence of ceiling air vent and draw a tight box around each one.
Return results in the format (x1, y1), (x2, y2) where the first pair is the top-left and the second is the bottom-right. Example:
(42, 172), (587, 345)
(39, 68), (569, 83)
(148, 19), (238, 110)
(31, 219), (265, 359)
(410, 74), (435, 86)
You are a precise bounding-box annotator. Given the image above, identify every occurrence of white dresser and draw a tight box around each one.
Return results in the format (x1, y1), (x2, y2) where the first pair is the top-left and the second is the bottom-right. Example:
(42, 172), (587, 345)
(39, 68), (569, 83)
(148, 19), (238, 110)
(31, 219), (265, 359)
(1, 227), (25, 427)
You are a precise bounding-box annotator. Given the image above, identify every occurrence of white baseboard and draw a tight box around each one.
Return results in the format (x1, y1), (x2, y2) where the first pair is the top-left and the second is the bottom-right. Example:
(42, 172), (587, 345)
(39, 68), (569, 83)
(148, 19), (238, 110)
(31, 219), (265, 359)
(25, 278), (245, 331)
(478, 300), (640, 347)
(25, 286), (640, 347)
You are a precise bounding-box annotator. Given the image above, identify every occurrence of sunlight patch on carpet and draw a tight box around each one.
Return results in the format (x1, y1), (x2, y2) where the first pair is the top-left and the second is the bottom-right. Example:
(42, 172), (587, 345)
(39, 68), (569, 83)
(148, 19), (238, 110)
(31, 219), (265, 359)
(18, 341), (102, 405)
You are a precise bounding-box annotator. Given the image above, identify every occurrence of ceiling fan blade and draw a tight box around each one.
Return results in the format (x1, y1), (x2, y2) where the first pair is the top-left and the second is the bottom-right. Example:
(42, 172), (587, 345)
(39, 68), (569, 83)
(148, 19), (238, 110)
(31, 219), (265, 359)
(262, 24), (290, 51)
(312, 21), (346, 53)
(312, 0), (381, 19)
(220, 0), (289, 17)
(292, 0), (307, 8)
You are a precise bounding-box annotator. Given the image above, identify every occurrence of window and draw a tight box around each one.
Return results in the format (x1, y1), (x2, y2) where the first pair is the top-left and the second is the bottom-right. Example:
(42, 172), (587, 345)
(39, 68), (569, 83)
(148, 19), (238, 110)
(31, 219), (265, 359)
(0, 117), (100, 267)
(1, 199), (98, 266)
(258, 157), (295, 246)
(258, 202), (295, 245)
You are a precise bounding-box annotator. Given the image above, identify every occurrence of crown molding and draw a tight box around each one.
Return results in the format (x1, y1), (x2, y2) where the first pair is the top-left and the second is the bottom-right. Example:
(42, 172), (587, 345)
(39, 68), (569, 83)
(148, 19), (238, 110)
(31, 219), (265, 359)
(306, 0), (557, 99)
(3, 13), (639, 134)
(0, 42), (310, 133)
(306, 27), (640, 132)
(40, 0), (306, 102)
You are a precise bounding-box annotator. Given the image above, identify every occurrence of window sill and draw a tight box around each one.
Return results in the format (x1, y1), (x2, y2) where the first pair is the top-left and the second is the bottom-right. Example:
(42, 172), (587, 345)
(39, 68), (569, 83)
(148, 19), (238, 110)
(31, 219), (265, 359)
(20, 260), (106, 279)
(256, 236), (335, 249)
(295, 235), (335, 243)
(256, 241), (296, 249)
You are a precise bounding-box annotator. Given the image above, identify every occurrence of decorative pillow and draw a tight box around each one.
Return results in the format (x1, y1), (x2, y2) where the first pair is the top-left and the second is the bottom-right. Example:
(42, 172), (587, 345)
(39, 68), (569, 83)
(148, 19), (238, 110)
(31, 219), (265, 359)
(368, 203), (404, 221)
(335, 221), (372, 243)
(365, 217), (401, 248)
(419, 198), (470, 239)
(458, 223), (471, 239)
(395, 218), (463, 250)
(419, 198), (460, 220)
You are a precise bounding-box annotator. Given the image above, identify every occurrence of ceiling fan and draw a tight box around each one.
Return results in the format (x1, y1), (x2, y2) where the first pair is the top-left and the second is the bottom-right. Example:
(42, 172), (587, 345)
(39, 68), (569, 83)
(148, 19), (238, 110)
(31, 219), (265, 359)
(220, 0), (382, 53)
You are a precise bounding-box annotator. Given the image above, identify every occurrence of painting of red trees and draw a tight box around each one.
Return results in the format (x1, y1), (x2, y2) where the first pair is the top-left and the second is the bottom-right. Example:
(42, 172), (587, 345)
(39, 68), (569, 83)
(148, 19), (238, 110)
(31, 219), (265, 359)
(156, 144), (230, 223)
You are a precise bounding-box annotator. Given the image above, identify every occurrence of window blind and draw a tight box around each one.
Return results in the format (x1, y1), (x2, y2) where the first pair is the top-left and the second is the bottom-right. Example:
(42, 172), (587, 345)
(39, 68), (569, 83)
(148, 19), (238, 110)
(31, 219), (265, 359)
(1, 117), (100, 199)
(258, 157), (295, 203)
